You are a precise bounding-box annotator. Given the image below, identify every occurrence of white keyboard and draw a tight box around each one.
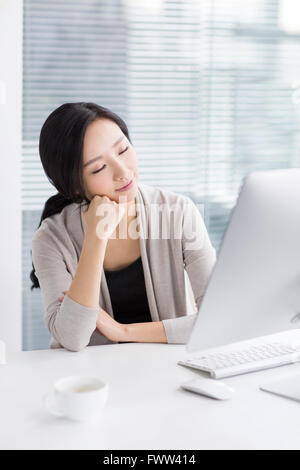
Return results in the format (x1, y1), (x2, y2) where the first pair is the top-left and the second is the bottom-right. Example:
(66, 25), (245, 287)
(178, 341), (300, 379)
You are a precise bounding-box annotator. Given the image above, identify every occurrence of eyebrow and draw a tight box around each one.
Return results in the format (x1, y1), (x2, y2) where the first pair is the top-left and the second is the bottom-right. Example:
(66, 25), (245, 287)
(83, 135), (125, 168)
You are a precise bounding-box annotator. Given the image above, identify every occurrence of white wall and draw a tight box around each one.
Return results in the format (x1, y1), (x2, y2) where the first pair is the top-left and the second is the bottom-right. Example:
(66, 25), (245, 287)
(0, 0), (23, 351)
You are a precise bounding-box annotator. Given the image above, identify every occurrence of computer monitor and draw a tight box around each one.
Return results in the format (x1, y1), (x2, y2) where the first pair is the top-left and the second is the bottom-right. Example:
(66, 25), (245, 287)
(187, 168), (300, 353)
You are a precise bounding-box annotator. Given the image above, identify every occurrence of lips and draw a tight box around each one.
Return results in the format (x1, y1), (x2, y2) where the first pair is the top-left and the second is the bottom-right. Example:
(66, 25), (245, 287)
(116, 178), (133, 191)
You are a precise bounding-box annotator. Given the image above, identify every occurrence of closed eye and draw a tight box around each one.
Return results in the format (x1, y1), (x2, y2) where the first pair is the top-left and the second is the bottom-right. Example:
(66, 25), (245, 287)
(92, 165), (106, 174)
(91, 146), (129, 174)
(120, 146), (129, 155)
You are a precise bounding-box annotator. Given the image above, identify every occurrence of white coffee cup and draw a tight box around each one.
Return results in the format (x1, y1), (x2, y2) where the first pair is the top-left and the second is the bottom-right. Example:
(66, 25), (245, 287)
(44, 375), (109, 422)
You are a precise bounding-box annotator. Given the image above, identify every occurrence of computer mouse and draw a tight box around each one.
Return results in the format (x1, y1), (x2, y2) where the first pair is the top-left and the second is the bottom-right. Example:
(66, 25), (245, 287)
(181, 377), (234, 400)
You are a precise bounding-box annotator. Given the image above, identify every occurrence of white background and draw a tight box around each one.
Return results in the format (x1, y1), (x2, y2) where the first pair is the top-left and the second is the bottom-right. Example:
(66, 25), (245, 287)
(0, 0), (23, 351)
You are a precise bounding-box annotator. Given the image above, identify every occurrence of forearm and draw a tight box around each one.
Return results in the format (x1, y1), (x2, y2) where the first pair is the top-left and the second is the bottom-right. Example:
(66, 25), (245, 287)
(96, 305), (166, 343)
(67, 230), (107, 308)
(124, 321), (167, 343)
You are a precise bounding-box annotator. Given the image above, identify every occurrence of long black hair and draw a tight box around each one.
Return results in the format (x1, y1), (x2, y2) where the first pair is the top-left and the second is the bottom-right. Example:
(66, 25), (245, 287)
(30, 102), (131, 290)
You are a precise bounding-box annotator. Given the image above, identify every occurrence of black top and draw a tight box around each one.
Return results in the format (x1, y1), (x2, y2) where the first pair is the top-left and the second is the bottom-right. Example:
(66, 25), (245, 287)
(104, 256), (152, 324)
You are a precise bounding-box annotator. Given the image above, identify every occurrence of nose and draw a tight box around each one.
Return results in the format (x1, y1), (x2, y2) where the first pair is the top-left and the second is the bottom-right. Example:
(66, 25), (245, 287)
(113, 160), (131, 181)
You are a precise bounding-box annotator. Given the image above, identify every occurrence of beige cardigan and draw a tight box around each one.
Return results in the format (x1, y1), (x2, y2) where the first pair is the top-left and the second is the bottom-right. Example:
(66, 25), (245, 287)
(31, 183), (216, 351)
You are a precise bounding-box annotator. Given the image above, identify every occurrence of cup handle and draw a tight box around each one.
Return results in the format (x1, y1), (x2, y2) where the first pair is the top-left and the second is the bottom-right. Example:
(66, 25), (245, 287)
(43, 392), (64, 417)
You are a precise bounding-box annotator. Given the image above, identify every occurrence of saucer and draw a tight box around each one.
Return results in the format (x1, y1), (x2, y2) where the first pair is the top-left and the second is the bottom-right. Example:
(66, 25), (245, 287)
(44, 392), (64, 418)
(43, 392), (103, 423)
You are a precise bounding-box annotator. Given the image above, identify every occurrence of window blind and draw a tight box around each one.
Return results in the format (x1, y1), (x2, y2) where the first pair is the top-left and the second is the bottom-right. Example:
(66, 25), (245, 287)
(22, 0), (300, 350)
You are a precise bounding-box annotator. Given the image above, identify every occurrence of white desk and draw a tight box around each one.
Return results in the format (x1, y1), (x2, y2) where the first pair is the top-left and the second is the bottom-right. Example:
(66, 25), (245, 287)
(1, 342), (300, 450)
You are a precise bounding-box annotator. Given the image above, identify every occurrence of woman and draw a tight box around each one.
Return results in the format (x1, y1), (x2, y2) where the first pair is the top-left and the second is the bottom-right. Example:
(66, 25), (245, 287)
(30, 102), (216, 351)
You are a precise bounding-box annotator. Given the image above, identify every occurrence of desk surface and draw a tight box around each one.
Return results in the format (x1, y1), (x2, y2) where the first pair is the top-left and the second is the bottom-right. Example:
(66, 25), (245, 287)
(1, 341), (300, 450)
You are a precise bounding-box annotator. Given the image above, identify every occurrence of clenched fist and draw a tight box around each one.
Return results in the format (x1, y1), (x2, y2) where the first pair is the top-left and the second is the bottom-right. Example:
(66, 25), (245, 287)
(82, 195), (126, 240)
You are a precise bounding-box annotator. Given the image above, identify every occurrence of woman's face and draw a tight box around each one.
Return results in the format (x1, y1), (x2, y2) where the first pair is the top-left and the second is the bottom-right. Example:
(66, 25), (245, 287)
(82, 118), (139, 203)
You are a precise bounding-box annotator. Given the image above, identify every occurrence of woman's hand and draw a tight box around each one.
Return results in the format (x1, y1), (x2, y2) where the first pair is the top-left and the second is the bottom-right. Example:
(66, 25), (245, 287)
(82, 195), (126, 240)
(58, 290), (69, 303)
(58, 291), (127, 343)
(96, 307), (127, 343)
